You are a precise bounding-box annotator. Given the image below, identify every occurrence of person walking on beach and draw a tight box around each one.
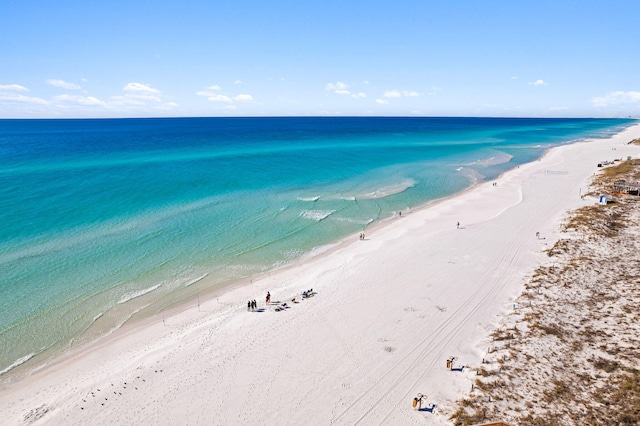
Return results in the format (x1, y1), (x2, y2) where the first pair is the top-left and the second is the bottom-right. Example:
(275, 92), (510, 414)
(247, 300), (251, 311)
(266, 291), (271, 305)
(456, 221), (460, 229)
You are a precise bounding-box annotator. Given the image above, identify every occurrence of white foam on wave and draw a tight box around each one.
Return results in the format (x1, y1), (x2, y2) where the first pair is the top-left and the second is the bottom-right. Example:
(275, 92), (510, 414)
(360, 179), (416, 199)
(185, 273), (209, 287)
(0, 352), (36, 376)
(299, 243), (340, 260)
(300, 210), (336, 221)
(118, 283), (162, 304)
(335, 217), (374, 225)
(107, 304), (152, 336)
(466, 152), (514, 167)
(297, 196), (320, 202)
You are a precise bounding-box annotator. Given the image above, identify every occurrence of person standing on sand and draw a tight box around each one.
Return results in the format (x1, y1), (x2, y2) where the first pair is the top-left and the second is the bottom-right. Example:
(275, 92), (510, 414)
(247, 301), (251, 311)
(456, 221), (460, 229)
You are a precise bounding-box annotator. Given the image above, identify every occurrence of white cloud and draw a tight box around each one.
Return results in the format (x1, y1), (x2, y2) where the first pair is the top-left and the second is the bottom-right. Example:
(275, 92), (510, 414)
(0, 93), (48, 104)
(549, 106), (569, 111)
(233, 94), (253, 101)
(375, 99), (389, 105)
(325, 81), (349, 91)
(383, 90), (421, 98)
(53, 94), (104, 105)
(207, 94), (233, 103)
(196, 90), (216, 97)
(47, 79), (81, 90)
(0, 84), (47, 104)
(591, 91), (640, 107)
(116, 83), (164, 106)
(325, 81), (366, 98)
(528, 79), (548, 86)
(106, 83), (168, 111)
(197, 86), (254, 105)
(234, 80), (242, 85)
(511, 76), (518, 80)
(123, 82), (161, 94)
(0, 84), (29, 92)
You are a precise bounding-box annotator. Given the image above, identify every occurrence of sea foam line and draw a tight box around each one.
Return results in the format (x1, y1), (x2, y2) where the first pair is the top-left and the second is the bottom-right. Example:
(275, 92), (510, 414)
(185, 273), (209, 287)
(297, 196), (320, 202)
(360, 179), (416, 199)
(118, 284), (162, 304)
(0, 353), (36, 376)
(300, 210), (336, 221)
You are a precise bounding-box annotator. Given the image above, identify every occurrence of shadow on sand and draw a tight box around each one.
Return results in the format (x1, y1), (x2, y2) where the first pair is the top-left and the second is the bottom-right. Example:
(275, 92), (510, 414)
(419, 404), (437, 413)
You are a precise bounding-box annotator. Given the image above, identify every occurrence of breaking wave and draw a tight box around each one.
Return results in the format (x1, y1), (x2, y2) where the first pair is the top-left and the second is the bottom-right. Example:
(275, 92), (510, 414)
(300, 210), (336, 221)
(118, 284), (163, 304)
(0, 353), (35, 376)
(359, 179), (416, 199)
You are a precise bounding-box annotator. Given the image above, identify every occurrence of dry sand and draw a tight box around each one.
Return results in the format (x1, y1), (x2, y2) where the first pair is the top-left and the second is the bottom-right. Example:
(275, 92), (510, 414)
(2, 123), (640, 426)
(450, 142), (640, 425)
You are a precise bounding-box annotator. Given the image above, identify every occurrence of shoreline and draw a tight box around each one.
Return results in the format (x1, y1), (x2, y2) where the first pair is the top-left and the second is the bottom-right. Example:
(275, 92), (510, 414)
(0, 121), (630, 382)
(0, 147), (531, 382)
(2, 122), (640, 425)
(0, 138), (520, 381)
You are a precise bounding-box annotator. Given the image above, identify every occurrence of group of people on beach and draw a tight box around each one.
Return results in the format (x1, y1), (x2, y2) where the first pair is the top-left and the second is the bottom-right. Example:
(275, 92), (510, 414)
(245, 291), (271, 312)
(359, 232), (366, 240)
(246, 289), (318, 313)
(247, 300), (258, 311)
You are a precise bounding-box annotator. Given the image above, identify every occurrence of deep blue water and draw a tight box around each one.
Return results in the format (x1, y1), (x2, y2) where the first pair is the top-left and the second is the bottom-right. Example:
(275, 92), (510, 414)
(0, 116), (635, 375)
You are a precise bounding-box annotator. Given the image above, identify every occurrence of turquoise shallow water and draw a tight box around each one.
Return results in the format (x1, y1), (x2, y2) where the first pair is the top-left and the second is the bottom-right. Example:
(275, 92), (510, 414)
(0, 117), (635, 375)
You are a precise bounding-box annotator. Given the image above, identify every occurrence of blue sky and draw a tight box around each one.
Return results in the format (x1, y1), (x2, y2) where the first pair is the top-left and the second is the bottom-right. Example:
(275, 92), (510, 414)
(1, 0), (639, 118)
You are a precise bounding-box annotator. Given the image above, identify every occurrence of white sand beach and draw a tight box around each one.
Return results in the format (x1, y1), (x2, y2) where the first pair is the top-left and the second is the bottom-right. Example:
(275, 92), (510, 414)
(2, 124), (640, 426)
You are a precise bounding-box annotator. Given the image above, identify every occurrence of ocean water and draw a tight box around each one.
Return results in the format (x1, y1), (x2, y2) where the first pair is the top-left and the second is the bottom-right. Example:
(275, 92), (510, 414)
(0, 117), (635, 376)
